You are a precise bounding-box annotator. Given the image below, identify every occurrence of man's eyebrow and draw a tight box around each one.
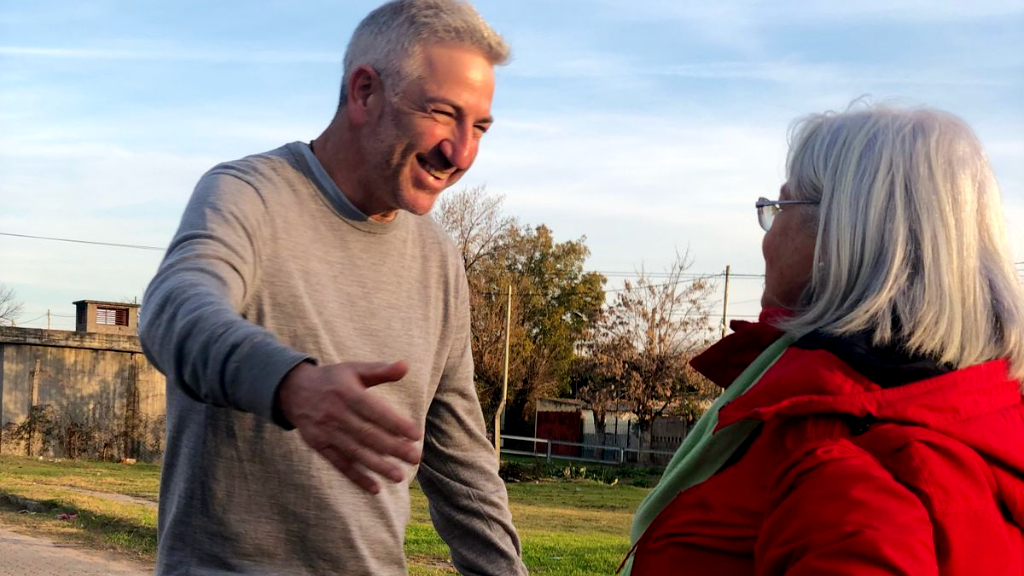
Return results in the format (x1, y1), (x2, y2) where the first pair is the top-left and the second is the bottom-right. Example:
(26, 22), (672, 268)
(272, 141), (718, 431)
(427, 97), (493, 124)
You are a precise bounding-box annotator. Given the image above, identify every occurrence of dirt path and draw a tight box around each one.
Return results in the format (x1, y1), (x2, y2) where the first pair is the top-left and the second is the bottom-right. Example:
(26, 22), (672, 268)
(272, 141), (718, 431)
(0, 523), (152, 576)
(58, 486), (158, 509)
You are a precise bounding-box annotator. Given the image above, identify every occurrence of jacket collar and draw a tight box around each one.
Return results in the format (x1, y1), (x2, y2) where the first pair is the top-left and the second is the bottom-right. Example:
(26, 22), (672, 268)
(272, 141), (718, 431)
(690, 308), (786, 389)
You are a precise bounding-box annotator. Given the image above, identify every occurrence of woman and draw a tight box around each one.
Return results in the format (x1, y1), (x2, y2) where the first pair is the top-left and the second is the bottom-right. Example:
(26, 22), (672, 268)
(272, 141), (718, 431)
(622, 104), (1024, 575)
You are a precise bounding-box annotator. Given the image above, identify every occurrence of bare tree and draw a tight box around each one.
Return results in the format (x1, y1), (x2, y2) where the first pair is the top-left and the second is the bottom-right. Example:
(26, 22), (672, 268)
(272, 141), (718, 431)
(435, 185), (514, 273)
(0, 283), (24, 326)
(580, 251), (719, 458)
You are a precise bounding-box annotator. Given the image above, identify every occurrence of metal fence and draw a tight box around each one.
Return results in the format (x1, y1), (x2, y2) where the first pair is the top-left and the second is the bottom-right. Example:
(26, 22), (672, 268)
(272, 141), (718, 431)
(500, 434), (677, 466)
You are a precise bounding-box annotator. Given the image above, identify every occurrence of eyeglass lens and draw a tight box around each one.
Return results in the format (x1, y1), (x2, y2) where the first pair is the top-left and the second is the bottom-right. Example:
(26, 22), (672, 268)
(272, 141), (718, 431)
(758, 205), (779, 231)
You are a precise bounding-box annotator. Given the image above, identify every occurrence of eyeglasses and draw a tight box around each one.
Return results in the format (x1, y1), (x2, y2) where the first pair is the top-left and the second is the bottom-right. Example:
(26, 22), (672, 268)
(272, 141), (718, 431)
(756, 197), (819, 231)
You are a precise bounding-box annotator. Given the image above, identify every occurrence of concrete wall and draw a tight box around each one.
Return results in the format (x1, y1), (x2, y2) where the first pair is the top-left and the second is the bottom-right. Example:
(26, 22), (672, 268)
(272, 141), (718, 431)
(0, 326), (165, 461)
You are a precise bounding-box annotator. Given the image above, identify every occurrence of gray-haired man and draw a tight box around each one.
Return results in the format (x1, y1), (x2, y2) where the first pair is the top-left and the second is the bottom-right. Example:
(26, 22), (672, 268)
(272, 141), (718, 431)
(140, 1), (527, 574)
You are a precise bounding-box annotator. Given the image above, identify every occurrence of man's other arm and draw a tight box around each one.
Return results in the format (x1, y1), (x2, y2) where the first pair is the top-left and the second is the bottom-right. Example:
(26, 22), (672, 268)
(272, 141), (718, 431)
(416, 272), (528, 576)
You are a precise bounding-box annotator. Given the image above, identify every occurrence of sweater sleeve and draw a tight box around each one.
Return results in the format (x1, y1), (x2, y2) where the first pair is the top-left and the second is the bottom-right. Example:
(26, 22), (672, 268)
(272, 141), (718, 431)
(415, 270), (527, 576)
(755, 439), (937, 576)
(139, 169), (311, 425)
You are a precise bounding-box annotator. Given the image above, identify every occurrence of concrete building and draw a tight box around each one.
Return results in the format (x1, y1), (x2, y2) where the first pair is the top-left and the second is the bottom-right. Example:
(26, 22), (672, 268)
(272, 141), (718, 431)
(73, 300), (140, 336)
(0, 301), (165, 461)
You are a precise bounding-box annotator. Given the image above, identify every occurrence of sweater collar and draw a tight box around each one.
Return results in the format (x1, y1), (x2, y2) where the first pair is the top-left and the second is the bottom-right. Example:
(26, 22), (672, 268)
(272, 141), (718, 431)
(288, 141), (404, 235)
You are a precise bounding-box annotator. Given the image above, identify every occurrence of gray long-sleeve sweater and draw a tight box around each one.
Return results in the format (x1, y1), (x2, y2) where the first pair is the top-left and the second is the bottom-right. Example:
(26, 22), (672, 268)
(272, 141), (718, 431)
(140, 142), (526, 576)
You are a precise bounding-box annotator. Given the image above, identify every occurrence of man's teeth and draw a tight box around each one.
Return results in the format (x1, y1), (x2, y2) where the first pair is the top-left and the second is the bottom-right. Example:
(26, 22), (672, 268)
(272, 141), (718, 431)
(420, 159), (446, 180)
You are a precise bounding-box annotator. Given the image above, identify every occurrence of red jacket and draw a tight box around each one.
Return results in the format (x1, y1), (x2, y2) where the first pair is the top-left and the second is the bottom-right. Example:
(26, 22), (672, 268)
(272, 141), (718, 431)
(632, 323), (1024, 575)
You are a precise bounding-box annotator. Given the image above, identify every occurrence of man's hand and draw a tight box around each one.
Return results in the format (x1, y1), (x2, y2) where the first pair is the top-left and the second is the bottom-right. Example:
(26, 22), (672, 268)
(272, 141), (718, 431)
(276, 361), (423, 494)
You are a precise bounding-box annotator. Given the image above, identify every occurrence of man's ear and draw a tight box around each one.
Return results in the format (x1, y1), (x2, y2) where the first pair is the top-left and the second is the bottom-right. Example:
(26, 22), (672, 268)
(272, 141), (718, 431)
(345, 65), (382, 125)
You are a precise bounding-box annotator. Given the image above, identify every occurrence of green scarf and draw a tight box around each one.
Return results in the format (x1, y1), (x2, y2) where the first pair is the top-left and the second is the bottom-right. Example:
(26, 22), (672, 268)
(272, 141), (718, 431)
(620, 334), (795, 575)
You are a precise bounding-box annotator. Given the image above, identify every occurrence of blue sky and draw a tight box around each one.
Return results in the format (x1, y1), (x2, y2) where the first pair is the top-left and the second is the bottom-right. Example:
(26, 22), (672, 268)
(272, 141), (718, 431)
(1, 0), (1023, 330)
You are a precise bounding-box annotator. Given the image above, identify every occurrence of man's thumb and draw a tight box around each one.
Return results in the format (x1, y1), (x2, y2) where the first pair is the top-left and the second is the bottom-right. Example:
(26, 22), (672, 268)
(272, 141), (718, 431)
(356, 361), (408, 387)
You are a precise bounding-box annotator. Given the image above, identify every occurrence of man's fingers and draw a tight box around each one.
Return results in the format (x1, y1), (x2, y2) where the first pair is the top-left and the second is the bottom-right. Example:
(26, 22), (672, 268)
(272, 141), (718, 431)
(340, 433), (410, 483)
(322, 433), (412, 492)
(347, 392), (422, 442)
(295, 360), (424, 491)
(339, 418), (422, 466)
(322, 446), (380, 494)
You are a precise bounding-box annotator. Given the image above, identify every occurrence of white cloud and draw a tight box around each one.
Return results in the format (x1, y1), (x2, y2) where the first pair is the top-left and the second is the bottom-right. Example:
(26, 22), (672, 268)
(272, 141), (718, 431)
(598, 0), (1024, 25)
(466, 107), (1024, 271)
(0, 142), (214, 209)
(505, 52), (1016, 89)
(457, 111), (788, 284)
(2, 0), (1021, 324)
(0, 45), (342, 64)
(790, 0), (1024, 21)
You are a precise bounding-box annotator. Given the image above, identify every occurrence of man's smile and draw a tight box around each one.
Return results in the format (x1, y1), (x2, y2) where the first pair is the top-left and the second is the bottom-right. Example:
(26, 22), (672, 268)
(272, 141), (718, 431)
(416, 154), (454, 181)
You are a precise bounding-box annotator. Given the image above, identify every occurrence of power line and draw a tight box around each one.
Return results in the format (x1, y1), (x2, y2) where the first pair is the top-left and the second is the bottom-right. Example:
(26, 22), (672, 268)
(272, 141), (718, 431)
(21, 312), (75, 318)
(596, 271), (719, 279)
(1, 230), (772, 281)
(17, 313), (48, 325)
(0, 231), (164, 251)
(606, 277), (713, 293)
(592, 270), (764, 279)
(477, 275), (717, 298)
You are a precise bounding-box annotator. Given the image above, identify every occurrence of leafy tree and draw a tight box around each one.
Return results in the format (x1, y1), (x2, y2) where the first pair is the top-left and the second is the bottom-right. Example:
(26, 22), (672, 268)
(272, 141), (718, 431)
(495, 225), (605, 426)
(436, 187), (605, 429)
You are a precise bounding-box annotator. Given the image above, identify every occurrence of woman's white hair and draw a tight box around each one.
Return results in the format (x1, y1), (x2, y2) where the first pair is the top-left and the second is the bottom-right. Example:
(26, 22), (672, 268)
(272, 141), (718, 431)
(339, 0), (509, 106)
(780, 102), (1024, 380)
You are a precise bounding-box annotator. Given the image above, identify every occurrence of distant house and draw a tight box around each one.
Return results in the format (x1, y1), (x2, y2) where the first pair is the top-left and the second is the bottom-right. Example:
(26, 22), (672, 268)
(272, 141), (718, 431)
(73, 300), (140, 336)
(534, 398), (586, 457)
(532, 398), (689, 465)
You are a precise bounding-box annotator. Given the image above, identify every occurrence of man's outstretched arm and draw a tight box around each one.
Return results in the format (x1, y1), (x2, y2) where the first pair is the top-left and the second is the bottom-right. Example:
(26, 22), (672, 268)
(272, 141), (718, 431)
(141, 170), (421, 489)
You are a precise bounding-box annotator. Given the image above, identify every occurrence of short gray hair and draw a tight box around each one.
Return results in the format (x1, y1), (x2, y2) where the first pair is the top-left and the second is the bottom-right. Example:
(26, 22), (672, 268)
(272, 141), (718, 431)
(339, 0), (510, 106)
(779, 103), (1024, 380)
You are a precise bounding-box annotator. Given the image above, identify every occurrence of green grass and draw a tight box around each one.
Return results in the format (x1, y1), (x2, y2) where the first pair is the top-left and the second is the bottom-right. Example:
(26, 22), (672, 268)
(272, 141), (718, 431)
(502, 453), (666, 487)
(0, 454), (161, 499)
(0, 455), (649, 575)
(406, 480), (647, 574)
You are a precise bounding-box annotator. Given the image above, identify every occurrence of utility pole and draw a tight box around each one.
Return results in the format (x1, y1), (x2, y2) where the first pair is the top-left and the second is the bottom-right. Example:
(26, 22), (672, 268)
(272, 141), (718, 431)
(494, 284), (513, 458)
(47, 309), (51, 330)
(721, 265), (731, 338)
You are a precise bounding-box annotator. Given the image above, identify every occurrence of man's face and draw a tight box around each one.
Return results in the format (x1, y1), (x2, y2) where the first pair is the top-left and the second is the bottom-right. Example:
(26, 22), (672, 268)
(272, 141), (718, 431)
(364, 44), (495, 216)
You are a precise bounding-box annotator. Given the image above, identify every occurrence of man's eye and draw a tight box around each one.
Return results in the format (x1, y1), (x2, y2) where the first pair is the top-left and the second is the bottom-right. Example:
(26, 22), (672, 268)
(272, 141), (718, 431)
(473, 124), (489, 136)
(431, 109), (455, 119)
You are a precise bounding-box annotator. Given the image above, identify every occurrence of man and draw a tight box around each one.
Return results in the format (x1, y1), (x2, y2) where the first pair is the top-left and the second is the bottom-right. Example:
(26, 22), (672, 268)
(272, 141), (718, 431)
(139, 1), (527, 574)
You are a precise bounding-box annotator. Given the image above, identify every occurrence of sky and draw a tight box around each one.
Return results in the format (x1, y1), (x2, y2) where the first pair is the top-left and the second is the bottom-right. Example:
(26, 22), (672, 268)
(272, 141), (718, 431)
(1, 0), (1023, 331)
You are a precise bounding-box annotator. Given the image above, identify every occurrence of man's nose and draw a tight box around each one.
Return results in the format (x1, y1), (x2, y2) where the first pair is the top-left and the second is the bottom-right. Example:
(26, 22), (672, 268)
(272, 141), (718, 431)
(439, 126), (478, 171)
